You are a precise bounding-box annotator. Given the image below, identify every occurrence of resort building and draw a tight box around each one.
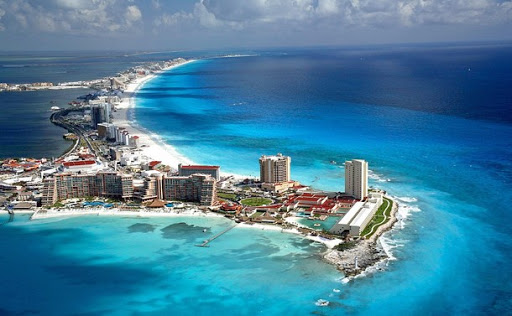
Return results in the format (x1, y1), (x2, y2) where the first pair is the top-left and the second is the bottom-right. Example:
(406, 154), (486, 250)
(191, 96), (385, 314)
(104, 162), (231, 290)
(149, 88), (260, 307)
(330, 193), (383, 236)
(42, 172), (134, 206)
(178, 164), (220, 181)
(345, 159), (368, 200)
(97, 123), (116, 140)
(160, 174), (217, 206)
(90, 103), (111, 129)
(261, 181), (299, 193)
(59, 160), (103, 174)
(259, 153), (291, 183)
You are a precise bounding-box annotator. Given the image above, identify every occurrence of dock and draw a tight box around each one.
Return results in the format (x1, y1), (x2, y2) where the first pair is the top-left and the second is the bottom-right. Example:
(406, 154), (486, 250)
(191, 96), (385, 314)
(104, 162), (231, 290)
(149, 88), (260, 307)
(196, 225), (237, 247)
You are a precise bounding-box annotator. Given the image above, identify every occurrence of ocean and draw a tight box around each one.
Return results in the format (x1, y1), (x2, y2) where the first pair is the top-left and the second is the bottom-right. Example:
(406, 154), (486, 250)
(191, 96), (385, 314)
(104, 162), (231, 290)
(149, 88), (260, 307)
(1, 43), (512, 314)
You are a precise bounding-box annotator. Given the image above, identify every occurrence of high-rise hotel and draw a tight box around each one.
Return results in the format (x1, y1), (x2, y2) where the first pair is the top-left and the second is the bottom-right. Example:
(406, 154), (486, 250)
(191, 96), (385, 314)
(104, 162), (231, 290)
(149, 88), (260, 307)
(259, 153), (291, 183)
(345, 159), (368, 200)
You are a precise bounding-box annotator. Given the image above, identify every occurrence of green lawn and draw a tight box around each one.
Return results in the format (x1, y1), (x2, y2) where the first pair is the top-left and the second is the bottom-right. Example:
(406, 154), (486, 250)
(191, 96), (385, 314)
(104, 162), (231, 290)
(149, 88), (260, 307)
(361, 197), (393, 237)
(217, 192), (237, 201)
(240, 197), (272, 206)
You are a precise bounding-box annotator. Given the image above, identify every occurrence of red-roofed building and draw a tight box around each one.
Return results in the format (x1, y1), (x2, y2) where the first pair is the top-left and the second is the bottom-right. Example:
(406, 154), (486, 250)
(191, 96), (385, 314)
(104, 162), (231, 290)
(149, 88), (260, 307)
(178, 163), (220, 181)
(60, 160), (100, 173)
(284, 193), (344, 215)
(148, 161), (162, 169)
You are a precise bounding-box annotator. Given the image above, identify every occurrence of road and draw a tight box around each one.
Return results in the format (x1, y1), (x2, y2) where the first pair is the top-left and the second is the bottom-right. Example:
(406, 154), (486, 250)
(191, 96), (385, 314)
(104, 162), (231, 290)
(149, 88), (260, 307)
(50, 110), (101, 159)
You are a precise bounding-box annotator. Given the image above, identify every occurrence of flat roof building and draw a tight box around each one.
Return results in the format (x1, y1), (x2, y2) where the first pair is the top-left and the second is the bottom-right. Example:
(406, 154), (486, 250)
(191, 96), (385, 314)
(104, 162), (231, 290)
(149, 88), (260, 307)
(178, 164), (220, 181)
(329, 193), (383, 236)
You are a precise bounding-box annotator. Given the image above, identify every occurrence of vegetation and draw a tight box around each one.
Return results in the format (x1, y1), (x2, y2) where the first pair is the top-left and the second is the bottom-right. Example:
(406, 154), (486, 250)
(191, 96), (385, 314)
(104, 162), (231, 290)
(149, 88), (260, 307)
(240, 197), (272, 206)
(335, 241), (358, 251)
(361, 197), (393, 237)
(217, 192), (237, 201)
(52, 201), (65, 208)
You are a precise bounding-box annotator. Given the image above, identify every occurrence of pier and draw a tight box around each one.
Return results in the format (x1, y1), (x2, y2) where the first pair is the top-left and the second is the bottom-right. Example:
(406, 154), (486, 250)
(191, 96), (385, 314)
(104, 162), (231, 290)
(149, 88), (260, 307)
(196, 225), (237, 247)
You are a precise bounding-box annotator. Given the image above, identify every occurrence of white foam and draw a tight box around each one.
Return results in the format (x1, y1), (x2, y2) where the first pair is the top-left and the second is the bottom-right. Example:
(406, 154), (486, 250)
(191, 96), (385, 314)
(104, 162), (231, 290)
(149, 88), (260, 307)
(378, 236), (397, 261)
(368, 169), (390, 182)
(315, 299), (329, 306)
(396, 196), (418, 203)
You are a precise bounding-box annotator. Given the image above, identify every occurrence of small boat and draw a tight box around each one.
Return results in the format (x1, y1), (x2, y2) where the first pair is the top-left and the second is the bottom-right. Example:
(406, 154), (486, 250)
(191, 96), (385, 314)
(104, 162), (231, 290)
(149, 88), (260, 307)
(314, 223), (321, 227)
(203, 229), (207, 233)
(315, 299), (329, 306)
(50, 106), (60, 111)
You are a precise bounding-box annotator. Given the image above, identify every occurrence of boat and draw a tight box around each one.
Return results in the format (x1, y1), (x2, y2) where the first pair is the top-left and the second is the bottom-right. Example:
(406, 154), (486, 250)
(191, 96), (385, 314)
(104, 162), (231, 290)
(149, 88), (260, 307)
(50, 106), (60, 111)
(315, 299), (329, 306)
(314, 223), (321, 227)
(203, 229), (207, 233)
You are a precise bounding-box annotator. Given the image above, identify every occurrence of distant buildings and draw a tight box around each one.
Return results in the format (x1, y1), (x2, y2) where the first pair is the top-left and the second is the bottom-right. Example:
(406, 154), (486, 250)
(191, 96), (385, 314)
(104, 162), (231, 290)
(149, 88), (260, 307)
(90, 103), (111, 128)
(345, 159), (368, 200)
(97, 123), (116, 140)
(178, 164), (220, 181)
(259, 153), (291, 183)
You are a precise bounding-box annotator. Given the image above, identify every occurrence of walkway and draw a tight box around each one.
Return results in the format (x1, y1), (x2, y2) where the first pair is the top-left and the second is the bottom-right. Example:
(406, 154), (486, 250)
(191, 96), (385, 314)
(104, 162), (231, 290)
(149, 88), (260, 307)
(196, 225), (237, 247)
(362, 198), (391, 239)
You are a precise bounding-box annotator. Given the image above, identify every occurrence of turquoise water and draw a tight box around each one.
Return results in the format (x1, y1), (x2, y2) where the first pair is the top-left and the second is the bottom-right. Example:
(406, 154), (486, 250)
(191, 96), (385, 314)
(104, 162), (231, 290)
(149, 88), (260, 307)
(0, 214), (342, 315)
(1, 44), (512, 314)
(133, 46), (512, 314)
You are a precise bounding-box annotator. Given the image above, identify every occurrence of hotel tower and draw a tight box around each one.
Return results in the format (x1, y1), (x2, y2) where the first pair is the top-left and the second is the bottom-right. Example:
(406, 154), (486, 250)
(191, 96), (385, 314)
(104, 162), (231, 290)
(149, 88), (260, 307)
(259, 153), (291, 183)
(345, 159), (368, 200)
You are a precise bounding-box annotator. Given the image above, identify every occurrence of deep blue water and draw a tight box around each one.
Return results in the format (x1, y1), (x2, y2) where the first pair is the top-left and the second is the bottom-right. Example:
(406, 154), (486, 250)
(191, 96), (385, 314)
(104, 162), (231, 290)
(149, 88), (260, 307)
(0, 50), (254, 158)
(1, 43), (512, 315)
(134, 44), (512, 314)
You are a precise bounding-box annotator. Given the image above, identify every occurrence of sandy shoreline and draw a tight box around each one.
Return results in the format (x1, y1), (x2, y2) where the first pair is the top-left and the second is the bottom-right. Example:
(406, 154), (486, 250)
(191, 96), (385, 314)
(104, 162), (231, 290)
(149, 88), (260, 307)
(112, 60), (197, 170)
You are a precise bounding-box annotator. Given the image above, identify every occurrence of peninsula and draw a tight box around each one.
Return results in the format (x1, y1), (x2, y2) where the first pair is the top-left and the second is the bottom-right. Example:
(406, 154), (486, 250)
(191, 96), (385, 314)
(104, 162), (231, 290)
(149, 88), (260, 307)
(0, 59), (400, 279)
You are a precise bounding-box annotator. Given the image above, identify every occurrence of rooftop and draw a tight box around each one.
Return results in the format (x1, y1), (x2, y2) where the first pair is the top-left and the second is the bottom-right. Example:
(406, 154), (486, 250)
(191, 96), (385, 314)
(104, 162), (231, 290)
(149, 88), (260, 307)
(62, 160), (96, 167)
(180, 165), (220, 170)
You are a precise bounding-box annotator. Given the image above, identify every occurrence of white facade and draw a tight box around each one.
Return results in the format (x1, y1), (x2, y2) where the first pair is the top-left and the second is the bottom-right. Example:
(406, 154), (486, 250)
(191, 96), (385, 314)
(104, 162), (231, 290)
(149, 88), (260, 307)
(330, 193), (383, 236)
(345, 159), (368, 200)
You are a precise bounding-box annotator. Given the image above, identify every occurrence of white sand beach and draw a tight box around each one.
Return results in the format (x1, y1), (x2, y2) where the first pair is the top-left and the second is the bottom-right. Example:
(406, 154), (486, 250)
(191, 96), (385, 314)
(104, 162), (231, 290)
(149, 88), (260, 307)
(27, 207), (227, 220)
(112, 60), (197, 170)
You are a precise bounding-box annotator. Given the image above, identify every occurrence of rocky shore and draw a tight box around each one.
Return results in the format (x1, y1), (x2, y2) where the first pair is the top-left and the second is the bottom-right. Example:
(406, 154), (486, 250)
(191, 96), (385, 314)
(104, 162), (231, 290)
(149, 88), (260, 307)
(323, 197), (399, 278)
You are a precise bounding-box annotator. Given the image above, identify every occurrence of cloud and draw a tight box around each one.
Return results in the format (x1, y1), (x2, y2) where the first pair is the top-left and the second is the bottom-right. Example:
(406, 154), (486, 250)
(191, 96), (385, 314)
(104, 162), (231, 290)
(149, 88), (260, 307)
(1, 0), (511, 41)
(154, 11), (193, 27)
(54, 0), (95, 10)
(0, 0), (143, 35)
(125, 5), (142, 23)
(159, 0), (512, 30)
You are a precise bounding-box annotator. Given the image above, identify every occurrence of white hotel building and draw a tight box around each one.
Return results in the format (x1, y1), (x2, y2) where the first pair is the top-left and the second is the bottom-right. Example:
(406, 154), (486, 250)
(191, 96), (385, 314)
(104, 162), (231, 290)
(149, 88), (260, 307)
(345, 159), (368, 201)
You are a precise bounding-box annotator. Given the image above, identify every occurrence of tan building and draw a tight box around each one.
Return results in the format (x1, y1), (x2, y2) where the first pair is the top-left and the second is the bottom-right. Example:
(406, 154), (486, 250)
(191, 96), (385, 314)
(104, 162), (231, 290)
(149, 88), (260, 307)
(42, 172), (133, 206)
(345, 159), (368, 200)
(160, 174), (216, 206)
(259, 153), (291, 183)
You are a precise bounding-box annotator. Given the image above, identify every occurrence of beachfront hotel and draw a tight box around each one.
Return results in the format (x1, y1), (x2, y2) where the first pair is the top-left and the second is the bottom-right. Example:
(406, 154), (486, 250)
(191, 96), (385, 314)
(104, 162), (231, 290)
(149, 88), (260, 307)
(42, 172), (134, 206)
(259, 153), (291, 183)
(345, 159), (368, 200)
(159, 174), (217, 206)
(178, 164), (220, 181)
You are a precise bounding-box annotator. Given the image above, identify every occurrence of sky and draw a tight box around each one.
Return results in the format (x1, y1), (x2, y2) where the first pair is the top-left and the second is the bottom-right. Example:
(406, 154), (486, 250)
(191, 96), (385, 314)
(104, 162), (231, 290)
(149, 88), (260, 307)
(0, 0), (511, 51)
